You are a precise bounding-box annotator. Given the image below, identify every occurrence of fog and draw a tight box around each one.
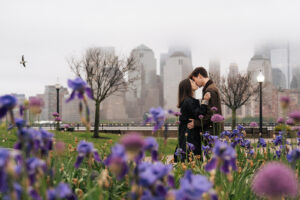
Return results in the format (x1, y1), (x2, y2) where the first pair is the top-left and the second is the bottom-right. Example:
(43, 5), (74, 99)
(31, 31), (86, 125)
(1, 0), (300, 96)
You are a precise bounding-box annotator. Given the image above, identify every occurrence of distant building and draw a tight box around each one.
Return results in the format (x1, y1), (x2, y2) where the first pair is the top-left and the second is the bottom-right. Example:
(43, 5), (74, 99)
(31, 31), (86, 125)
(209, 59), (221, 85)
(43, 85), (68, 120)
(247, 54), (272, 84)
(163, 51), (193, 111)
(228, 62), (239, 78)
(254, 41), (300, 89)
(125, 44), (159, 121)
(62, 95), (95, 124)
(272, 68), (286, 89)
(10, 93), (26, 119)
(290, 67), (300, 89)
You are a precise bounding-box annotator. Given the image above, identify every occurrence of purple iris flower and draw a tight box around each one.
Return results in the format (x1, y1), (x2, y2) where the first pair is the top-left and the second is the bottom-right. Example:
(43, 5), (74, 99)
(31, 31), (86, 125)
(138, 162), (172, 187)
(173, 170), (213, 200)
(203, 132), (219, 144)
(29, 187), (42, 200)
(273, 135), (282, 146)
(66, 77), (93, 102)
(274, 150), (281, 159)
(187, 143), (195, 151)
(40, 128), (54, 154)
(237, 125), (245, 131)
(175, 147), (185, 160)
(145, 107), (166, 132)
(202, 145), (210, 156)
(257, 138), (266, 148)
(230, 129), (239, 138)
(104, 144), (128, 180)
(50, 183), (77, 200)
(205, 141), (237, 174)
(168, 109), (181, 117)
(75, 141), (101, 168)
(0, 95), (17, 119)
(0, 148), (10, 192)
(26, 157), (47, 185)
(231, 137), (242, 148)
(287, 148), (300, 163)
(249, 149), (254, 156)
(220, 131), (230, 138)
(144, 137), (159, 161)
(240, 139), (251, 149)
(120, 133), (146, 153)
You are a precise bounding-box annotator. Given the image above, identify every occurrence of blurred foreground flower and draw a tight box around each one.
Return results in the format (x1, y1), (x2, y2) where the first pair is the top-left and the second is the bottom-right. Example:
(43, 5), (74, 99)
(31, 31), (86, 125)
(120, 133), (145, 161)
(138, 161), (172, 187)
(205, 141), (237, 174)
(252, 162), (298, 199)
(47, 182), (77, 200)
(276, 117), (285, 124)
(211, 114), (224, 123)
(289, 110), (300, 123)
(104, 144), (128, 180)
(75, 141), (101, 168)
(144, 107), (166, 132)
(0, 94), (17, 119)
(249, 121), (258, 128)
(29, 96), (44, 115)
(280, 96), (290, 109)
(172, 170), (216, 200)
(66, 77), (93, 102)
(144, 137), (159, 161)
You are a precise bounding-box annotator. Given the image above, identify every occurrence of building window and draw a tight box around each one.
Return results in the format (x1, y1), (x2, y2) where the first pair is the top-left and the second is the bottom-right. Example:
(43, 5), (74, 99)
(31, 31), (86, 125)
(178, 59), (183, 65)
(139, 53), (144, 58)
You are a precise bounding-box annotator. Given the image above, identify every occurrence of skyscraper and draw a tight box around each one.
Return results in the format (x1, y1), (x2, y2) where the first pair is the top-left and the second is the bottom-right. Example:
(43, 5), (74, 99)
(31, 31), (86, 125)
(163, 51), (193, 111)
(228, 62), (239, 78)
(209, 59), (221, 85)
(247, 54), (272, 84)
(272, 68), (286, 89)
(43, 85), (68, 120)
(126, 44), (159, 121)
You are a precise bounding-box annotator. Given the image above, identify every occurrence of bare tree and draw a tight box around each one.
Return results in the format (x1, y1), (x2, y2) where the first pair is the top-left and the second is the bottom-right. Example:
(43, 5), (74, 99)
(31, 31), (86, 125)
(69, 48), (138, 138)
(218, 72), (258, 130)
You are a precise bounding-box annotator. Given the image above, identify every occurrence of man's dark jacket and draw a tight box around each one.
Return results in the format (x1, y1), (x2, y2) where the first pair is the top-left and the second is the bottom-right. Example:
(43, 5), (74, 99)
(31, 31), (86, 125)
(194, 80), (223, 135)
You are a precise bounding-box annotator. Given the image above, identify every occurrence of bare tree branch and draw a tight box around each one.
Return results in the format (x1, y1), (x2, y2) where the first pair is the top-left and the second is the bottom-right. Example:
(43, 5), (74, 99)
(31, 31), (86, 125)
(68, 48), (138, 137)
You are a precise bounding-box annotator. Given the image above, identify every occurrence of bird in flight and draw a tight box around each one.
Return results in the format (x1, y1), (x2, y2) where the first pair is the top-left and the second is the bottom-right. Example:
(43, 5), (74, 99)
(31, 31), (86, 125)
(20, 55), (27, 67)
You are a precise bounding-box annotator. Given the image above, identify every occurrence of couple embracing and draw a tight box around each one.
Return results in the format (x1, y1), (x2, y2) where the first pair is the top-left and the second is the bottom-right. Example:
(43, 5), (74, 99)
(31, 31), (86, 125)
(175, 67), (222, 162)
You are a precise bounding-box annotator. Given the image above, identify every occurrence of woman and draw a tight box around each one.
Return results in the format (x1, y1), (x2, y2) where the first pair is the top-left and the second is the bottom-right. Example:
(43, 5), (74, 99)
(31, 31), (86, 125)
(175, 78), (210, 162)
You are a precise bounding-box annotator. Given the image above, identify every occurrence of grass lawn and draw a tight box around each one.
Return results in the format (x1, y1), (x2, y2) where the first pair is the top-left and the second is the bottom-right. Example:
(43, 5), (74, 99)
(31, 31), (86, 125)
(0, 126), (177, 155)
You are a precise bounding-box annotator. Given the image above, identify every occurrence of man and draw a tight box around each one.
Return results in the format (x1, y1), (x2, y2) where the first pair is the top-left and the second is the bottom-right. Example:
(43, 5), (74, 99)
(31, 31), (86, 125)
(187, 67), (222, 135)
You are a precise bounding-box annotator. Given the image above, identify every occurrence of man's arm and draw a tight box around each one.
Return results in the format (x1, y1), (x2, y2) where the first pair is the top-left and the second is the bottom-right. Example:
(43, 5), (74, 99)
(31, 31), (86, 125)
(201, 89), (218, 126)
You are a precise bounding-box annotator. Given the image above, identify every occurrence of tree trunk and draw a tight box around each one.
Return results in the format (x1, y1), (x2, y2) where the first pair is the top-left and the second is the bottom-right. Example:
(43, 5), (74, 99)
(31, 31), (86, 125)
(231, 108), (236, 131)
(93, 101), (100, 138)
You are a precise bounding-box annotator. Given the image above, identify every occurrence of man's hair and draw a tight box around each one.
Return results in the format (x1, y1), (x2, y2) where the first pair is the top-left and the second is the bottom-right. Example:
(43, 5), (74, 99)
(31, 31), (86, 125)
(189, 67), (208, 79)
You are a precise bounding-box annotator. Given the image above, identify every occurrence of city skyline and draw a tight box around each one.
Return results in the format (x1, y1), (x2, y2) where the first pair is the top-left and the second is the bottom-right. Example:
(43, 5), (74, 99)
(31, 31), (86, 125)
(1, 0), (300, 96)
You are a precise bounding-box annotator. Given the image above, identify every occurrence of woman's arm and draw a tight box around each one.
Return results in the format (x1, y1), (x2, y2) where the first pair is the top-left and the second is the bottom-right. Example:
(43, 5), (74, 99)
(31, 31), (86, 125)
(179, 98), (193, 123)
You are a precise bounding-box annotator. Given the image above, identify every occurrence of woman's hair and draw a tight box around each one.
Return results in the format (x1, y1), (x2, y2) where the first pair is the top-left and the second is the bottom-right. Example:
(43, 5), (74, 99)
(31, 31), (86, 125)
(177, 78), (192, 108)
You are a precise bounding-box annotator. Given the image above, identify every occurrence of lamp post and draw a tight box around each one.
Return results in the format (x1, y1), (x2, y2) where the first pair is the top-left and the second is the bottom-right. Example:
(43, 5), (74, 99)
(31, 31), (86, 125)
(257, 70), (265, 135)
(56, 82), (60, 131)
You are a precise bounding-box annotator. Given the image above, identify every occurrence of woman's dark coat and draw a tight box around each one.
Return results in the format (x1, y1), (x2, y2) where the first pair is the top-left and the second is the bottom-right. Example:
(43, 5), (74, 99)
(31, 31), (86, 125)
(175, 96), (207, 161)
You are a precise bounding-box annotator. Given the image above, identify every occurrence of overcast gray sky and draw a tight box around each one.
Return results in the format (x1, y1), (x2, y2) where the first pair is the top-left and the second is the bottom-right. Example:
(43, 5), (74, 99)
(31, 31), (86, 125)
(0, 0), (300, 96)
